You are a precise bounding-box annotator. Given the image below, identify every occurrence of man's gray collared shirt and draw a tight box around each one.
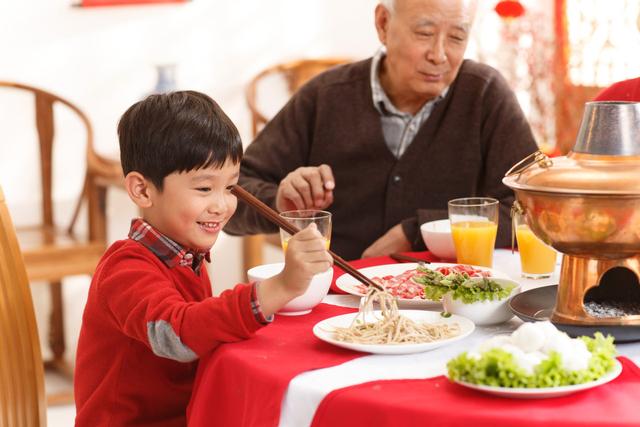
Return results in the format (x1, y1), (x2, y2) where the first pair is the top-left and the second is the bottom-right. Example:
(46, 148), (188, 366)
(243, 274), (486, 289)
(370, 49), (447, 158)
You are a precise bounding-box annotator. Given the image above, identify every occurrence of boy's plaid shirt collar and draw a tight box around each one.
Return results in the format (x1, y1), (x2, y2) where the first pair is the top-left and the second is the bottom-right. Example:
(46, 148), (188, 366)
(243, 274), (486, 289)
(128, 218), (271, 325)
(128, 218), (211, 273)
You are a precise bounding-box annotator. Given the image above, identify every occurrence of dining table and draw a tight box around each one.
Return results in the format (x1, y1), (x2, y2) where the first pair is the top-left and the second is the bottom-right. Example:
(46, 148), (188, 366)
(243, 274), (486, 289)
(187, 249), (640, 427)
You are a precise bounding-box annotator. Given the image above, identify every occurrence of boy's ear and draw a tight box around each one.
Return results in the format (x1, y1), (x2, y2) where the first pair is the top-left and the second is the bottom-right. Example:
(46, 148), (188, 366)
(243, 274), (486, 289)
(124, 172), (154, 209)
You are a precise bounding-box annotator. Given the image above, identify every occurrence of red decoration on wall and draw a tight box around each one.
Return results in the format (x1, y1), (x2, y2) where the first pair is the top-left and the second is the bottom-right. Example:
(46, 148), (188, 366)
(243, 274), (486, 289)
(495, 0), (526, 19)
(77, 0), (188, 7)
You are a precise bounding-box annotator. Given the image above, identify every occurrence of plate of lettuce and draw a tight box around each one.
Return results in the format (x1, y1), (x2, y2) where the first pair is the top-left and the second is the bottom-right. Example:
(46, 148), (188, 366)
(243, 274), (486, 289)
(447, 321), (621, 398)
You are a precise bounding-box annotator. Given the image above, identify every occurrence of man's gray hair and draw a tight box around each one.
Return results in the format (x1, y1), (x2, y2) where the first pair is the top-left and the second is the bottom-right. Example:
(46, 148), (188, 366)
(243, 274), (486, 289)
(380, 0), (395, 13)
(380, 0), (478, 16)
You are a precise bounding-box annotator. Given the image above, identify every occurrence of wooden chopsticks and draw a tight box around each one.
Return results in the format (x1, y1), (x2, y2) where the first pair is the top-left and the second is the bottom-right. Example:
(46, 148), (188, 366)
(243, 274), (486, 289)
(389, 253), (431, 264)
(229, 185), (385, 292)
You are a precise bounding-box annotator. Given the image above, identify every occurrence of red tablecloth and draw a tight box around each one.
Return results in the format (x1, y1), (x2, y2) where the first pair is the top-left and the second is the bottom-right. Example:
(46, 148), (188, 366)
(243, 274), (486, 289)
(187, 303), (360, 427)
(310, 357), (640, 427)
(330, 251), (440, 293)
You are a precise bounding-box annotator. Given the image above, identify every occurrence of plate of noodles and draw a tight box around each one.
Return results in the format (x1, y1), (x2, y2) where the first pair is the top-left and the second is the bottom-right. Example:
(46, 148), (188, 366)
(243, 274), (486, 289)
(335, 262), (509, 308)
(313, 309), (475, 355)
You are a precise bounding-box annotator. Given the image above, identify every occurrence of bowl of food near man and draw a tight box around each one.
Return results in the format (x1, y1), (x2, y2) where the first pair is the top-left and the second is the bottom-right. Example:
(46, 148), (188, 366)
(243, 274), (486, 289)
(420, 219), (456, 261)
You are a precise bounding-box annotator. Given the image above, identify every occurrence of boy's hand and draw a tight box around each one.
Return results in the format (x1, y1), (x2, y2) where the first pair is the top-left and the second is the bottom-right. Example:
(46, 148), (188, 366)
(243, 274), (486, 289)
(280, 223), (333, 295)
(257, 224), (333, 317)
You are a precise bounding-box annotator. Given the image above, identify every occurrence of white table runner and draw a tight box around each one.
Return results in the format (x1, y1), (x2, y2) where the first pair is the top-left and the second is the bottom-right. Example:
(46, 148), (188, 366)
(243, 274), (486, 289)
(278, 250), (640, 427)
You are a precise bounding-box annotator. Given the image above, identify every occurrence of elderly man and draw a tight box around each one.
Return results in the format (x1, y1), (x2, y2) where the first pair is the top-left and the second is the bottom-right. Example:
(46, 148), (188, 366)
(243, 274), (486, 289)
(225, 0), (538, 261)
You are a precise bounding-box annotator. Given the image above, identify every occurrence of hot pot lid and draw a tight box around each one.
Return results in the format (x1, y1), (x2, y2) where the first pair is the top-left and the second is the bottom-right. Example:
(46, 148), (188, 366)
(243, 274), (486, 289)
(503, 151), (640, 195)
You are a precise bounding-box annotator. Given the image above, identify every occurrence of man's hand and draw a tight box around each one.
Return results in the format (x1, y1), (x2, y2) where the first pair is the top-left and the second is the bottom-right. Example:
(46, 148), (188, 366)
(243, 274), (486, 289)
(361, 223), (412, 258)
(276, 164), (335, 212)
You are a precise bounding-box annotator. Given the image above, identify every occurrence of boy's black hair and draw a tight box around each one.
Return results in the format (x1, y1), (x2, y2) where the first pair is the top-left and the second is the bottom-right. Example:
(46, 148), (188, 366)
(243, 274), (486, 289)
(118, 90), (242, 190)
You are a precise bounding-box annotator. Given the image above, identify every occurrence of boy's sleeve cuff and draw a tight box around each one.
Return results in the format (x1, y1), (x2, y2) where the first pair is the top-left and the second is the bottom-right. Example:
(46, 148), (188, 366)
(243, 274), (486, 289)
(251, 282), (274, 324)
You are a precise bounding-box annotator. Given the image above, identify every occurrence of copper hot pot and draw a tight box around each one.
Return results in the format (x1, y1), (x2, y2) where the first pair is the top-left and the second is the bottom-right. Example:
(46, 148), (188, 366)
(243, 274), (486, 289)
(503, 101), (640, 327)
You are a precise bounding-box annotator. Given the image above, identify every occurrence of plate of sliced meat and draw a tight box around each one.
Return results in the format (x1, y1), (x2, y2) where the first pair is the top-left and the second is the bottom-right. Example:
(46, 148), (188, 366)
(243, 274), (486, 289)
(335, 263), (511, 308)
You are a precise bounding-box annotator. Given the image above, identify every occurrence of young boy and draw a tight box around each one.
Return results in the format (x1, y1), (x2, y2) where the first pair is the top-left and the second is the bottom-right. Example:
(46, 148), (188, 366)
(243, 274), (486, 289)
(74, 91), (332, 426)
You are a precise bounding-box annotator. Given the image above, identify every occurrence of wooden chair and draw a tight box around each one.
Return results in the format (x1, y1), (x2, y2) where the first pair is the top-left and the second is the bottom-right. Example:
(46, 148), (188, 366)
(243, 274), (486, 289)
(0, 81), (117, 382)
(0, 185), (46, 427)
(242, 58), (349, 274)
(67, 116), (123, 242)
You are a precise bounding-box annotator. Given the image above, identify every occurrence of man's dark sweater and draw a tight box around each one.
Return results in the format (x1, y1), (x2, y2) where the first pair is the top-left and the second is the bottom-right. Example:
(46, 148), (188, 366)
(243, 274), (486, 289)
(226, 58), (538, 260)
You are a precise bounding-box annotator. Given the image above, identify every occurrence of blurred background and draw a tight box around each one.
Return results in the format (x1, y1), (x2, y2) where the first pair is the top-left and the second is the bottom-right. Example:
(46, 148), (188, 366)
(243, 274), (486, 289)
(0, 0), (638, 421)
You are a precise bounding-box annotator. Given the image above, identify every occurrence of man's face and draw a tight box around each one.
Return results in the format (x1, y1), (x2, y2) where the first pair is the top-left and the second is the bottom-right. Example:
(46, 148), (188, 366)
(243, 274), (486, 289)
(376, 0), (474, 105)
(143, 159), (240, 251)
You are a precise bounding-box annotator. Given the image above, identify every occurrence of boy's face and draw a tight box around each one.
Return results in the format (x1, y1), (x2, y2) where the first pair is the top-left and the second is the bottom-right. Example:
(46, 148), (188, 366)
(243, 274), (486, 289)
(144, 159), (240, 251)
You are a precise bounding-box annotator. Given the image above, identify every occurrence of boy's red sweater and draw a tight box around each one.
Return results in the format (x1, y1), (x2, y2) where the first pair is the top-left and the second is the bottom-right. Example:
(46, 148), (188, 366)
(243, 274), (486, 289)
(74, 239), (265, 426)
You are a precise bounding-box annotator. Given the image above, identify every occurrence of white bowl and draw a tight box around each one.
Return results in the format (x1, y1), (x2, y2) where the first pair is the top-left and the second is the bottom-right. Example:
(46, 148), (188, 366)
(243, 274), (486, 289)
(420, 219), (456, 261)
(442, 278), (521, 326)
(247, 262), (333, 316)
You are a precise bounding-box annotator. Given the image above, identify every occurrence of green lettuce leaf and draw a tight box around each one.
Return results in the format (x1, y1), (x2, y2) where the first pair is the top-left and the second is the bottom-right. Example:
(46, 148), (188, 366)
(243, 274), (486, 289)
(413, 266), (513, 303)
(446, 333), (616, 388)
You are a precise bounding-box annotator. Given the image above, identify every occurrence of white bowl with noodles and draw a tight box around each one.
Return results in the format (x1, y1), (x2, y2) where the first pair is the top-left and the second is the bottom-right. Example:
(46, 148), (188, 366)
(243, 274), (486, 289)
(420, 219), (456, 261)
(247, 262), (333, 316)
(442, 278), (521, 326)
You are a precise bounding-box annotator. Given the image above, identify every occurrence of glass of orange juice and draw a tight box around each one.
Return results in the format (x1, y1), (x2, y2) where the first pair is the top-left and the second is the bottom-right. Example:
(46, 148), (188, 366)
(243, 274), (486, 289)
(448, 197), (499, 267)
(279, 210), (332, 252)
(513, 210), (557, 279)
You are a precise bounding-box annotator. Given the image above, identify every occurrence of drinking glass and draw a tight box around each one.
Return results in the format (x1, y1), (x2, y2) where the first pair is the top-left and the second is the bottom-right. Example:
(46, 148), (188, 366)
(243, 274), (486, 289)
(448, 197), (499, 267)
(279, 210), (332, 251)
(513, 210), (557, 279)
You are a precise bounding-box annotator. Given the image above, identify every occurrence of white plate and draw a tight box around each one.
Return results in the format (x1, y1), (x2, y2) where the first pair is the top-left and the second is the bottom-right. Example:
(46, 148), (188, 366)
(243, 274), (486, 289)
(313, 309), (475, 355)
(450, 359), (622, 399)
(335, 262), (511, 308)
